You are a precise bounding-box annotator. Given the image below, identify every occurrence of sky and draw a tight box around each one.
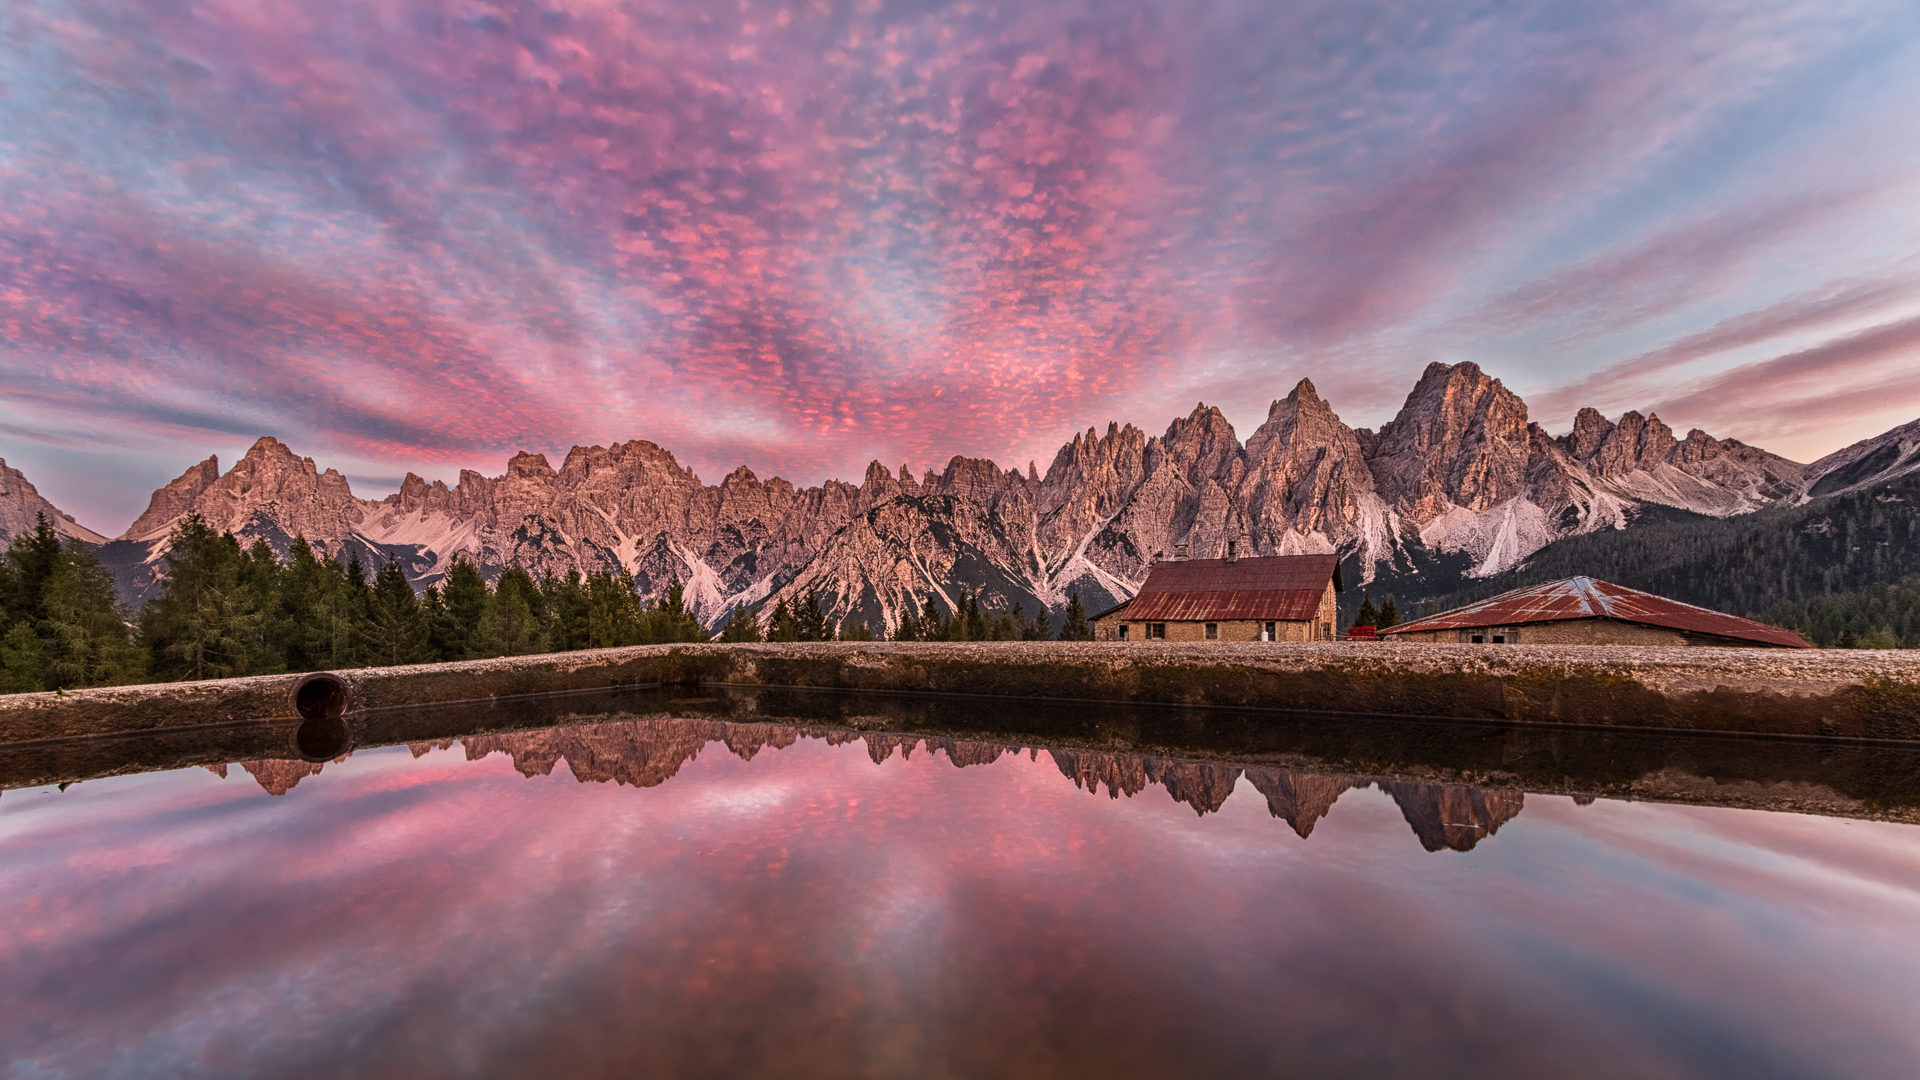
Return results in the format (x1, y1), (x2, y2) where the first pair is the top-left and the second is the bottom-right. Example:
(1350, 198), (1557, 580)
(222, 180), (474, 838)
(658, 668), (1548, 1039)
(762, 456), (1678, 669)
(4, 0), (1920, 536)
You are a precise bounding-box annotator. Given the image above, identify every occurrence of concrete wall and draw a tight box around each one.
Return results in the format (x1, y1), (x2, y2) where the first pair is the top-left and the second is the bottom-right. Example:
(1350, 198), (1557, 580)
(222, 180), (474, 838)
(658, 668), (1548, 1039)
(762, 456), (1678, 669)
(9, 640), (1920, 743)
(1093, 581), (1339, 643)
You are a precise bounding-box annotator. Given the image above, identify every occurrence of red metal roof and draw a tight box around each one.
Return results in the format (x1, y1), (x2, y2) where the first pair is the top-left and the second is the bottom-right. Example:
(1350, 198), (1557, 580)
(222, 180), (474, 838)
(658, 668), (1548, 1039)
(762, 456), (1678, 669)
(1380, 576), (1812, 648)
(1111, 554), (1341, 622)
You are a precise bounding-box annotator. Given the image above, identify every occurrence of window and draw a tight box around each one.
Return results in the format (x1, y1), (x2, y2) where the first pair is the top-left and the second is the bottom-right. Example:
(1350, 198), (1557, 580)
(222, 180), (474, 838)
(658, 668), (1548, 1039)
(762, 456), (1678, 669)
(1491, 634), (1507, 644)
(1263, 621), (1276, 641)
(1471, 634), (1485, 644)
(1147, 623), (1166, 639)
(1205, 623), (1218, 640)
(1320, 623), (1332, 641)
(1119, 624), (1130, 641)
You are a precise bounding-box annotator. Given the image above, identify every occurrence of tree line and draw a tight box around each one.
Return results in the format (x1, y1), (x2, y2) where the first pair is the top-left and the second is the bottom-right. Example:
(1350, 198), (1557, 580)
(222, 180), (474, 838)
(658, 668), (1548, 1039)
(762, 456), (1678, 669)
(1400, 472), (1920, 638)
(711, 587), (1094, 642)
(1760, 573), (1920, 649)
(0, 512), (1103, 692)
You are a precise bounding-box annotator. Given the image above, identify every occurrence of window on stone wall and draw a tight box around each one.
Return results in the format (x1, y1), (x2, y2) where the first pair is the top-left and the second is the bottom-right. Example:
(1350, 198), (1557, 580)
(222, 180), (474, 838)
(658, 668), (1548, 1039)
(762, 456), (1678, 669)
(1148, 623), (1166, 639)
(1119, 624), (1130, 641)
(1263, 621), (1276, 641)
(1205, 623), (1218, 639)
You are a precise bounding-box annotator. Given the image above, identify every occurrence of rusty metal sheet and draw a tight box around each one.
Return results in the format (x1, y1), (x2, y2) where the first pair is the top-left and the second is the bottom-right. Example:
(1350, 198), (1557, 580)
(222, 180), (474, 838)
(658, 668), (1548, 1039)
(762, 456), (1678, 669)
(1118, 555), (1338, 622)
(1380, 576), (1812, 648)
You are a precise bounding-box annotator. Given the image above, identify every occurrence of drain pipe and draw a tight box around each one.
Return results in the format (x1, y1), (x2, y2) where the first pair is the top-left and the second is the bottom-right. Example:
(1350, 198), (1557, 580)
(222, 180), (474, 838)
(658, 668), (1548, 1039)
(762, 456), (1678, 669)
(288, 672), (355, 762)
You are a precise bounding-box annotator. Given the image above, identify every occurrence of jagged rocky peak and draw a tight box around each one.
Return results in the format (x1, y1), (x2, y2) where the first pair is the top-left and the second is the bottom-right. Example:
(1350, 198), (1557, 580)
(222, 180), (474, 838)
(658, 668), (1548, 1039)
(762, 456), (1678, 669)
(1239, 377), (1386, 548)
(122, 436), (362, 544)
(1368, 361), (1531, 518)
(0, 458), (106, 546)
(124, 453), (222, 542)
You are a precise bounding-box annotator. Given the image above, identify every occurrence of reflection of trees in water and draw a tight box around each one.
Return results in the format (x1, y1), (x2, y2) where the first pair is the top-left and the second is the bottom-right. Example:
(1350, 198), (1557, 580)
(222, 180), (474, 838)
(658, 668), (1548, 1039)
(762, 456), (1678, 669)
(218, 719), (1525, 851)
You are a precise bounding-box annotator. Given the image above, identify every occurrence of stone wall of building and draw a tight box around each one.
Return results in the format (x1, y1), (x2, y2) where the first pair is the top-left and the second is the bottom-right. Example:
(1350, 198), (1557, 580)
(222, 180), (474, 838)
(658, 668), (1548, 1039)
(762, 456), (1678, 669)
(1092, 582), (1340, 643)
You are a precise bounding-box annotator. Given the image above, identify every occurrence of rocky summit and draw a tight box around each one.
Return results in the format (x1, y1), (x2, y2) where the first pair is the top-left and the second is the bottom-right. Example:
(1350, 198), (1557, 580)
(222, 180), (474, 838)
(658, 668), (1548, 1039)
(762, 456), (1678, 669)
(44, 362), (1906, 633)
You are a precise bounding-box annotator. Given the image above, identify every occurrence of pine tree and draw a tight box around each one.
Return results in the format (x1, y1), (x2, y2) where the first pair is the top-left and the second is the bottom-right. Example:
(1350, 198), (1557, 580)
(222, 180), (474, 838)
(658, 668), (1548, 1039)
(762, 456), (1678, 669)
(646, 576), (710, 643)
(438, 556), (491, 658)
(920, 595), (947, 641)
(584, 567), (645, 648)
(279, 538), (357, 670)
(359, 559), (430, 667)
(1, 514), (61, 631)
(892, 601), (923, 642)
(0, 621), (46, 693)
(1355, 592), (1379, 627)
(795, 588), (830, 642)
(838, 617), (875, 641)
(719, 604), (764, 642)
(141, 514), (266, 681)
(0, 520), (142, 691)
(480, 565), (549, 656)
(41, 539), (145, 688)
(768, 597), (800, 642)
(1378, 596), (1399, 628)
(542, 570), (592, 651)
(1059, 591), (1092, 641)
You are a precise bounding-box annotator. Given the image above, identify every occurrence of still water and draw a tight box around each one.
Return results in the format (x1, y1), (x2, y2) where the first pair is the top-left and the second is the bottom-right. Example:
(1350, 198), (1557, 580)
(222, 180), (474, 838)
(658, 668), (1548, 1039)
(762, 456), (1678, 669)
(4, 693), (1920, 1079)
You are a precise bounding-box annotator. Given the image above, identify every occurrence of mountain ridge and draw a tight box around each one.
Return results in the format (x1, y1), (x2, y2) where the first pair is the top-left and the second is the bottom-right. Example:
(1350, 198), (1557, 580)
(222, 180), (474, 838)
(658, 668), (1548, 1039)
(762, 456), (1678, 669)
(15, 362), (1913, 635)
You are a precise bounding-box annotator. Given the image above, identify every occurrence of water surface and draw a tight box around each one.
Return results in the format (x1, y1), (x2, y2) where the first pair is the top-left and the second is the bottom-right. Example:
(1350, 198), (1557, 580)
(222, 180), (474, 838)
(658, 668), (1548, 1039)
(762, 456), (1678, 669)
(4, 698), (1919, 1079)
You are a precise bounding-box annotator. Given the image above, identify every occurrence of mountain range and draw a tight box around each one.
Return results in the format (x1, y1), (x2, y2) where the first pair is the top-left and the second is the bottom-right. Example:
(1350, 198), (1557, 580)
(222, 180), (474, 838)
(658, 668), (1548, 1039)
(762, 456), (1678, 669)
(6, 362), (1917, 633)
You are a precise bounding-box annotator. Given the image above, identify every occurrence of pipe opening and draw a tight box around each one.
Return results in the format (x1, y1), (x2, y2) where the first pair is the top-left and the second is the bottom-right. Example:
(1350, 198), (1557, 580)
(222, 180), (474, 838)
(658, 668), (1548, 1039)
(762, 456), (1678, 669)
(294, 714), (354, 761)
(292, 672), (350, 721)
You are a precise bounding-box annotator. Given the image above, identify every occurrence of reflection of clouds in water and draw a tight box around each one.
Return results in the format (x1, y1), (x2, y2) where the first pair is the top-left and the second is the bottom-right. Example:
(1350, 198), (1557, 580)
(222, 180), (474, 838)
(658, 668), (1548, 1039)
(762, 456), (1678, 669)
(3, 734), (1920, 1077)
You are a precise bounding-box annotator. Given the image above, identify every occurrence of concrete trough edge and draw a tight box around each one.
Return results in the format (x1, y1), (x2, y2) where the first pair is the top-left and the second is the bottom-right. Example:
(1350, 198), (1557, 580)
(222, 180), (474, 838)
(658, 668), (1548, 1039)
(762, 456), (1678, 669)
(3, 641), (1920, 744)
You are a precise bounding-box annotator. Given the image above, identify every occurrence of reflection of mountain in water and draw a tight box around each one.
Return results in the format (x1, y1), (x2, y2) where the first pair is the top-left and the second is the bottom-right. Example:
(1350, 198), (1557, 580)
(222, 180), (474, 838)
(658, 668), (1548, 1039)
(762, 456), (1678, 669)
(220, 717), (1529, 852)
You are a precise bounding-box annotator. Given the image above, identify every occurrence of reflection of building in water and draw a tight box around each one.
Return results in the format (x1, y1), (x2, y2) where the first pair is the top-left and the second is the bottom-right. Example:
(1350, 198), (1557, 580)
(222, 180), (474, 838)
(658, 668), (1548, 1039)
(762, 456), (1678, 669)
(216, 718), (1527, 851)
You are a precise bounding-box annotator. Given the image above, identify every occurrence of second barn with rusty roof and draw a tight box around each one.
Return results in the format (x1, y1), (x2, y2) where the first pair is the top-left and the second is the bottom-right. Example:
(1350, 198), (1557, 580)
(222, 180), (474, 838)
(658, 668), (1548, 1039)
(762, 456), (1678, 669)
(1091, 553), (1343, 643)
(1380, 576), (1811, 648)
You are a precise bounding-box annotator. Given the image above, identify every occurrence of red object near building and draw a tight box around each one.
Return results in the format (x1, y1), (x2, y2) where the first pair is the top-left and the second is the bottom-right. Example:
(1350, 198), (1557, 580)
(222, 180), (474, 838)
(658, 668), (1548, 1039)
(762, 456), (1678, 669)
(1347, 625), (1379, 641)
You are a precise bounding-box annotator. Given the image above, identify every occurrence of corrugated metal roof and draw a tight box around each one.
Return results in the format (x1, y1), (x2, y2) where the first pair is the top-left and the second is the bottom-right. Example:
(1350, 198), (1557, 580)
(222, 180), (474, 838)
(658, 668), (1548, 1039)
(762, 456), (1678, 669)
(1380, 576), (1812, 648)
(1114, 554), (1341, 622)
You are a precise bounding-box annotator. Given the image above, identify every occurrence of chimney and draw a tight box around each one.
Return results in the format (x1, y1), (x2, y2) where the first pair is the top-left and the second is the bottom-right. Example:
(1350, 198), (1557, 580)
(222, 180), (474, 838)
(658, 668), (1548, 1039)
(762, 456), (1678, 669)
(1175, 544), (1189, 561)
(1226, 540), (1237, 563)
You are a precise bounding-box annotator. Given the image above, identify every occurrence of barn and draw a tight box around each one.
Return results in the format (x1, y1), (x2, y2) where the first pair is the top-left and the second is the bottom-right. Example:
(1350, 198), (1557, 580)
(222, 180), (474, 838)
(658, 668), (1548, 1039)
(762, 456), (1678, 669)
(1090, 553), (1342, 643)
(1379, 576), (1812, 648)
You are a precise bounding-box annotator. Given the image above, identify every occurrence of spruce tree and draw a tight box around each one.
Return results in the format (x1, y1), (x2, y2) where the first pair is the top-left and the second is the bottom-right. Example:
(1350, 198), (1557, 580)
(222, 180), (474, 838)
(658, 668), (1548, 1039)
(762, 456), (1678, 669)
(1, 514), (61, 630)
(920, 595), (946, 641)
(647, 577), (710, 643)
(0, 622), (46, 693)
(1059, 590), (1092, 641)
(41, 539), (145, 688)
(892, 601), (923, 642)
(0, 520), (142, 691)
(359, 559), (430, 667)
(542, 570), (592, 651)
(768, 597), (800, 642)
(719, 604), (764, 643)
(838, 617), (875, 641)
(480, 565), (549, 656)
(141, 513), (266, 681)
(796, 588), (830, 642)
(439, 557), (491, 658)
(584, 567), (645, 648)
(1378, 596), (1400, 628)
(1355, 592), (1379, 627)
(279, 538), (357, 671)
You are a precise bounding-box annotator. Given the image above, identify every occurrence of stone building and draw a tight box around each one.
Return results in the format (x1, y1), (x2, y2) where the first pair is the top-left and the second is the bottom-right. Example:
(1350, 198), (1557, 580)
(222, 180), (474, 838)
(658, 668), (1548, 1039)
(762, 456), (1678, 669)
(1090, 553), (1342, 643)
(1380, 576), (1811, 648)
